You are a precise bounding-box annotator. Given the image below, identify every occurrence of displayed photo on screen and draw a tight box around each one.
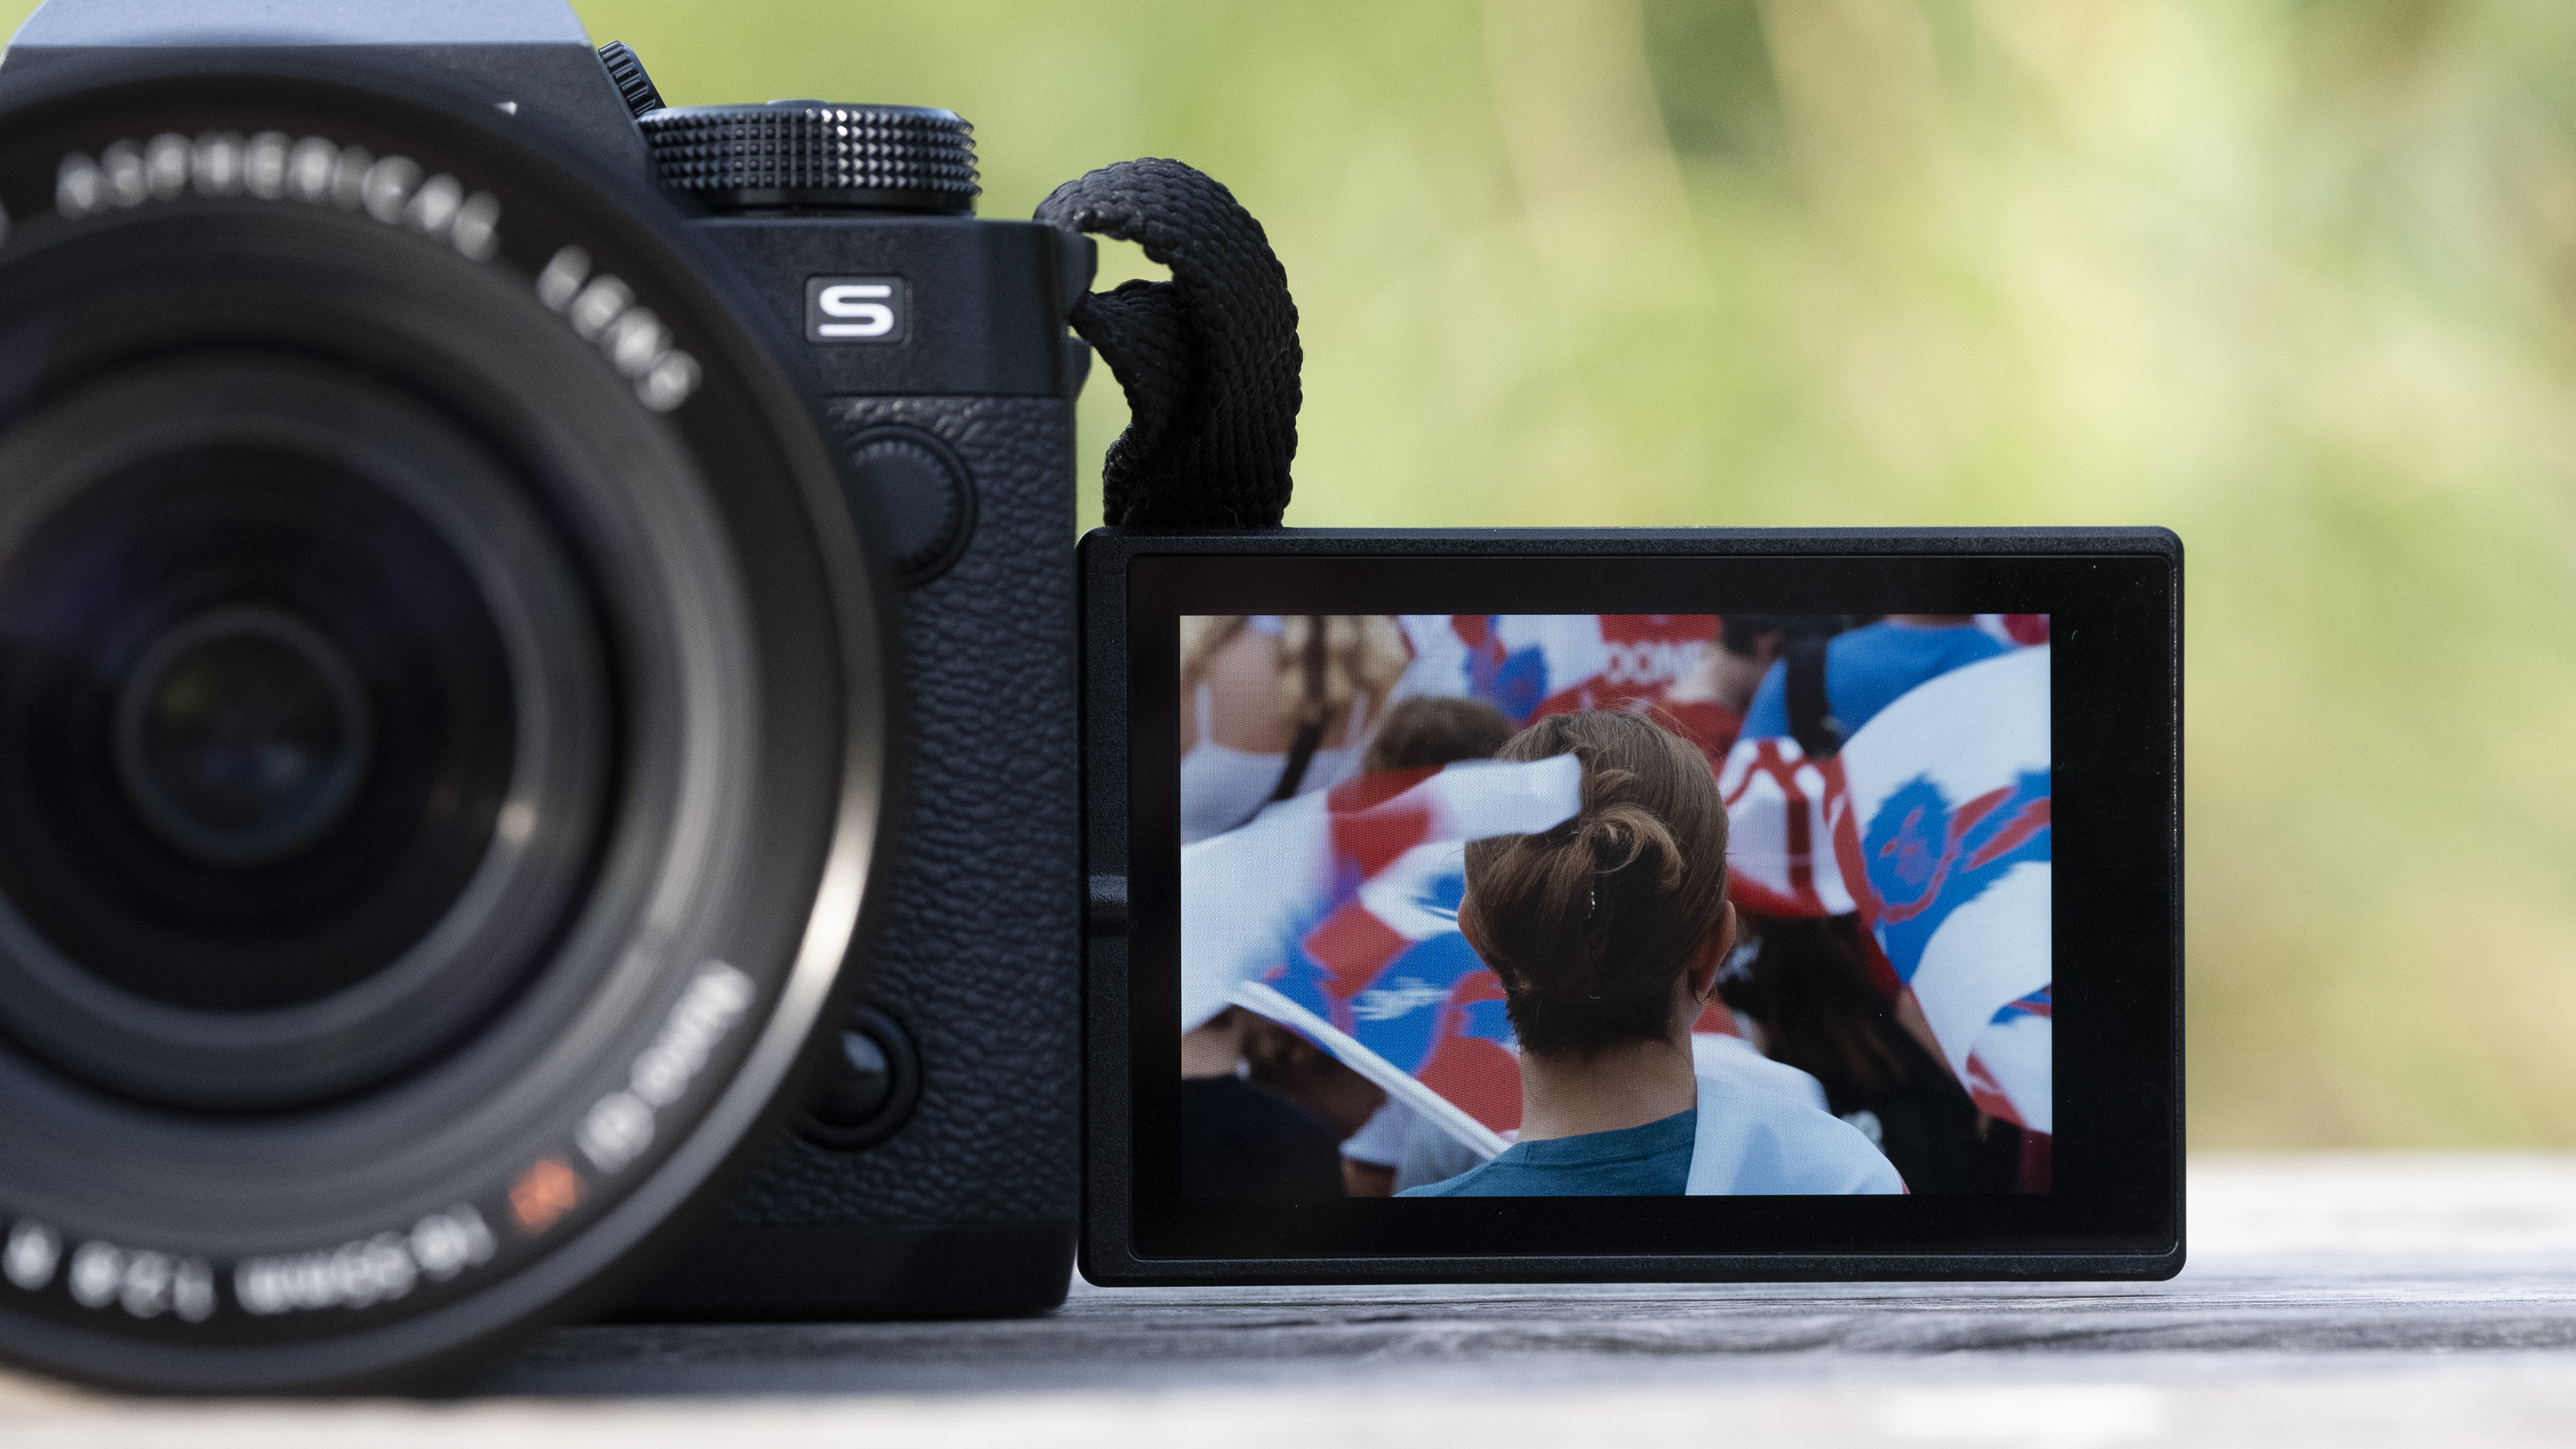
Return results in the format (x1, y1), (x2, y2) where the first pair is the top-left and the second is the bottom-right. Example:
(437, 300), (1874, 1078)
(1177, 614), (2052, 1200)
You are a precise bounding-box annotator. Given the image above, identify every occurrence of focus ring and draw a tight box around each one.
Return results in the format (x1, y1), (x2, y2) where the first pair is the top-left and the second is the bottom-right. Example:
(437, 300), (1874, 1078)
(639, 103), (979, 214)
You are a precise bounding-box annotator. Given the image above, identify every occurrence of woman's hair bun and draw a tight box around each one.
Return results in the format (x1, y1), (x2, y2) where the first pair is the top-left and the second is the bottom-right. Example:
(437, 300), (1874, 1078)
(1462, 712), (1730, 1056)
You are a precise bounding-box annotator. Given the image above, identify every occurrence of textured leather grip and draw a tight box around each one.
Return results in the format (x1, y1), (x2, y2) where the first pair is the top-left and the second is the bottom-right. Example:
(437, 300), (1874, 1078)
(687, 395), (1079, 1239)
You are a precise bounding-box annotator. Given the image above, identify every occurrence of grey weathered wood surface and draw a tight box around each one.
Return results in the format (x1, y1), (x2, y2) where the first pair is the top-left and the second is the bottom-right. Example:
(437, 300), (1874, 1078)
(13, 1155), (2576, 1446)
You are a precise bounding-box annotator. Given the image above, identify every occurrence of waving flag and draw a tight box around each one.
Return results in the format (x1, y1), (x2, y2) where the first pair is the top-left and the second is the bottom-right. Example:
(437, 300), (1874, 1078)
(1721, 619), (2050, 924)
(1396, 614), (1719, 723)
(1182, 756), (1583, 1156)
(1828, 646), (2053, 1133)
(1717, 733), (1858, 920)
(1966, 987), (2051, 1133)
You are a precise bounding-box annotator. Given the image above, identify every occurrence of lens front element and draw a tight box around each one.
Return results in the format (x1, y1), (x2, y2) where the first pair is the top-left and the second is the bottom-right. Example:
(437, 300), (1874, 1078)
(115, 604), (376, 869)
(0, 355), (600, 1104)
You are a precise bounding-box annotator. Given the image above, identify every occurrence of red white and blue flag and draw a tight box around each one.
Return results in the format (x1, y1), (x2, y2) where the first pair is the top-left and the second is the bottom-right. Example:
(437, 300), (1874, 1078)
(1720, 646), (2053, 1133)
(1181, 756), (1583, 1155)
(1967, 986), (2051, 1132)
(1717, 731), (1861, 921)
(1396, 614), (1720, 721)
(1831, 646), (2053, 1133)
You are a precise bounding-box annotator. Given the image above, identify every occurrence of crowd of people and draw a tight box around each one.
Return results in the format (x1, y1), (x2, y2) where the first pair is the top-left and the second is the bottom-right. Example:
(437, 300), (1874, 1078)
(1178, 613), (2051, 1199)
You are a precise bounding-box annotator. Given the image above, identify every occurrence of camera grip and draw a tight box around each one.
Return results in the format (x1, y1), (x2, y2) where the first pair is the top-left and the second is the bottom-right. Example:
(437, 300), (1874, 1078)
(629, 393), (1078, 1317)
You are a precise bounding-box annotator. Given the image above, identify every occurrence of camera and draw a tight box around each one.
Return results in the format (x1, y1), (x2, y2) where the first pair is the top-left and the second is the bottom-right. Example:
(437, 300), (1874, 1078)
(0, 0), (1086, 1391)
(0, 0), (2189, 1400)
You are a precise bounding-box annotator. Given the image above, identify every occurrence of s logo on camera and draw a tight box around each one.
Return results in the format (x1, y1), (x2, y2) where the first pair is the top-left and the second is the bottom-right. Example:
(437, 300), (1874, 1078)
(806, 277), (907, 342)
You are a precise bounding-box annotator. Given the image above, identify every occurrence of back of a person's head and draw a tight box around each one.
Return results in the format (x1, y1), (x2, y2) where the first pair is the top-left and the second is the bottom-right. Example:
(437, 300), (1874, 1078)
(1719, 613), (1845, 658)
(1719, 913), (1907, 1103)
(1362, 695), (1515, 775)
(1463, 712), (1730, 1057)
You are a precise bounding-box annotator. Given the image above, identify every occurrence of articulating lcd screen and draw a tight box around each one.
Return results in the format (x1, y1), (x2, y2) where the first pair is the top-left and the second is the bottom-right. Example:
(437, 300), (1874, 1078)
(1178, 614), (2052, 1202)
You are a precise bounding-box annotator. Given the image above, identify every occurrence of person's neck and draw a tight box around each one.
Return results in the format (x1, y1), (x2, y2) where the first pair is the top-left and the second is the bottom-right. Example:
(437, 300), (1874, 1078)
(1514, 1034), (1698, 1141)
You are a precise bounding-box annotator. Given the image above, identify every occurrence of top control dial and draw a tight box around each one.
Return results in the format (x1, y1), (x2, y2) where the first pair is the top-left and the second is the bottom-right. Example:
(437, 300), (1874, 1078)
(638, 102), (979, 214)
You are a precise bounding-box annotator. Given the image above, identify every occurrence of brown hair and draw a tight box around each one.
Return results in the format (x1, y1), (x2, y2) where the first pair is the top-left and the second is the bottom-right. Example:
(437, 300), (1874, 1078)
(1717, 914), (1908, 1105)
(1360, 695), (1516, 775)
(1240, 1016), (1387, 1140)
(1462, 712), (1730, 1057)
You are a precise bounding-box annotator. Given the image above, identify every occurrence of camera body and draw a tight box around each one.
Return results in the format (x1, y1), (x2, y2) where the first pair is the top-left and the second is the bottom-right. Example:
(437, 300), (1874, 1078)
(596, 72), (1094, 1323)
(625, 208), (1089, 1311)
(629, 227), (1091, 1317)
(0, 0), (1087, 1385)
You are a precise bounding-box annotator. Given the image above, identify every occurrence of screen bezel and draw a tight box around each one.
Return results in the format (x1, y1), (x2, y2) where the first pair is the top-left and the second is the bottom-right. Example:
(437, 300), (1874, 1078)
(1080, 528), (2180, 1283)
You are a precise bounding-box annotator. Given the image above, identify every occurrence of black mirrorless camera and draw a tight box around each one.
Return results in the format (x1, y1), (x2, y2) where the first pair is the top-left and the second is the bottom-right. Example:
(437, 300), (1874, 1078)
(0, 0), (1085, 1391)
(0, 0), (2187, 1400)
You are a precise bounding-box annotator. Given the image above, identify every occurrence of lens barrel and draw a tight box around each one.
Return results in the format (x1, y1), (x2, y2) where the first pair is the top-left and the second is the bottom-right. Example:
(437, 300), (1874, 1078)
(0, 58), (889, 1392)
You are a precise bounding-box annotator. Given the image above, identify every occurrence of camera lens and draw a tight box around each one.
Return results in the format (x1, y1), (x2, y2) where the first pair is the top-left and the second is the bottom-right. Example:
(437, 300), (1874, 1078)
(0, 355), (590, 1089)
(0, 63), (886, 1395)
(114, 605), (373, 868)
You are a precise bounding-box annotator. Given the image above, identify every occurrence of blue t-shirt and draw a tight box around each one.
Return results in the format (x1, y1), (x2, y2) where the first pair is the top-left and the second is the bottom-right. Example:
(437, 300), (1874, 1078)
(1740, 621), (2006, 744)
(1398, 1109), (1696, 1197)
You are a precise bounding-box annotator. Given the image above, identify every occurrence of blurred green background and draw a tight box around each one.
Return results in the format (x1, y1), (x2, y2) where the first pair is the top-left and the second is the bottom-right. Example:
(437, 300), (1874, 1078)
(7, 0), (2568, 1149)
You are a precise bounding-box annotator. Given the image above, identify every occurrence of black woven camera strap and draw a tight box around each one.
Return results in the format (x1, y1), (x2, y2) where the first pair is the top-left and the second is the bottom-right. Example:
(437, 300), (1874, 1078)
(1035, 157), (1300, 528)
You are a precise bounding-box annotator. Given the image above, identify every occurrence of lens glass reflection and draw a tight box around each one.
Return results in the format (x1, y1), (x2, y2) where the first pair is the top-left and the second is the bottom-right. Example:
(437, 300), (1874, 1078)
(0, 444), (516, 1015)
(116, 606), (373, 867)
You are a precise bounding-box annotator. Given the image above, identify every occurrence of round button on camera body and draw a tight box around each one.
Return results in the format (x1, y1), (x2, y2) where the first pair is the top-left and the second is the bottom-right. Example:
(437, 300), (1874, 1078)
(843, 426), (977, 587)
(800, 1005), (920, 1150)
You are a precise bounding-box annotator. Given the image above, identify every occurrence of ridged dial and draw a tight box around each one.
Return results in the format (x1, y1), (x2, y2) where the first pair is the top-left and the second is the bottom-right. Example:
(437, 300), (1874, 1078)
(638, 102), (979, 213)
(595, 42), (667, 118)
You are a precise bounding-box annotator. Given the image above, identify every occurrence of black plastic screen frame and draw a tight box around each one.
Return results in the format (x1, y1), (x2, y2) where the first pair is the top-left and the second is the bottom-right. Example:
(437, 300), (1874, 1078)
(1080, 528), (2181, 1284)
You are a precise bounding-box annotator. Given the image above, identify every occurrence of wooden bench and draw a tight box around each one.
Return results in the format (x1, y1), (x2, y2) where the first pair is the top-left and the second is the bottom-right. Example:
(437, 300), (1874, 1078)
(10, 1155), (2576, 1445)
